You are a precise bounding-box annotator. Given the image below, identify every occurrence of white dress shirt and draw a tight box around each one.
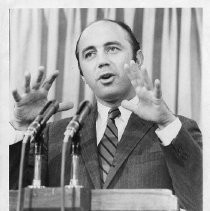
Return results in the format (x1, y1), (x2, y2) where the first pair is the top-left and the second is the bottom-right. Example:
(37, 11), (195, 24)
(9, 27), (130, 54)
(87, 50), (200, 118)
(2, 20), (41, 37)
(96, 96), (138, 145)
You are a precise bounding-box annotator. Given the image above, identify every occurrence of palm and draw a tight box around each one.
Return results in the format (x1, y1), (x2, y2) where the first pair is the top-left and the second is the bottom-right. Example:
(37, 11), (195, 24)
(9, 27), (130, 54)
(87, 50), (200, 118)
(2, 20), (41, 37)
(11, 67), (59, 129)
(122, 60), (174, 126)
(134, 88), (165, 122)
(14, 91), (48, 124)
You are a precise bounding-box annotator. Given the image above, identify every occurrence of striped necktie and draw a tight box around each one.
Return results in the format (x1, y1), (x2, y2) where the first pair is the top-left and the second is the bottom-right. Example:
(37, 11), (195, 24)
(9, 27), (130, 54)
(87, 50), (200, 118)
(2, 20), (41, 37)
(98, 107), (121, 185)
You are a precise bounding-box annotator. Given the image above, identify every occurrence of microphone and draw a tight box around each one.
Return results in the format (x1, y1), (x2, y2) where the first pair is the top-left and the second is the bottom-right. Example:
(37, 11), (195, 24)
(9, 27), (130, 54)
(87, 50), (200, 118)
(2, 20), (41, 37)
(40, 100), (59, 125)
(23, 100), (59, 143)
(61, 101), (91, 210)
(64, 100), (92, 140)
(17, 100), (60, 211)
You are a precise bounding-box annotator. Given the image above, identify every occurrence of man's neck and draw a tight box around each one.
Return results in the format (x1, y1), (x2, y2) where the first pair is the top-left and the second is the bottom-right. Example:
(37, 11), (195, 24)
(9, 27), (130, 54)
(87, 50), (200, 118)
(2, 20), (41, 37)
(96, 99), (121, 108)
(96, 92), (136, 108)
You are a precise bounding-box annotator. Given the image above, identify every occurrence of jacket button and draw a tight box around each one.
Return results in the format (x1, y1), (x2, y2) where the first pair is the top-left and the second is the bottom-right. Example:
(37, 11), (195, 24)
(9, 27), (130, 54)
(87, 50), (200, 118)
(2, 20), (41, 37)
(177, 146), (183, 153)
(182, 152), (188, 160)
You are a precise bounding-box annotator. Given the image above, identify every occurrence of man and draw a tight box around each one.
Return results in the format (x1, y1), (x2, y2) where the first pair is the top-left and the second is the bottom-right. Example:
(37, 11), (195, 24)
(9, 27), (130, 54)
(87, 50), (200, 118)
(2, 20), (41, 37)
(10, 19), (202, 211)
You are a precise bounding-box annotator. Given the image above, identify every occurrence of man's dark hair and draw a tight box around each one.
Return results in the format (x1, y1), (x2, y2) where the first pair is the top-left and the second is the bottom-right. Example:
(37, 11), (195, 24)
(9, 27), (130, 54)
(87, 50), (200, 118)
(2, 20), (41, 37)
(75, 19), (140, 76)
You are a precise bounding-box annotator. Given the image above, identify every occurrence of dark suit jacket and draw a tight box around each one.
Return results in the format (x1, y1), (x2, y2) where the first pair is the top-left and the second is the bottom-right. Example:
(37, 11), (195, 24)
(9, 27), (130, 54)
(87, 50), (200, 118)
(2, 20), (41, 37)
(10, 106), (202, 211)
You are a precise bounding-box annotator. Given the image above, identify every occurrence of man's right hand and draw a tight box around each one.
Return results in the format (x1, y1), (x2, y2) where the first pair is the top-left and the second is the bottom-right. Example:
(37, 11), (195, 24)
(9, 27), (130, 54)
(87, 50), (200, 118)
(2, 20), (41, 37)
(11, 66), (59, 131)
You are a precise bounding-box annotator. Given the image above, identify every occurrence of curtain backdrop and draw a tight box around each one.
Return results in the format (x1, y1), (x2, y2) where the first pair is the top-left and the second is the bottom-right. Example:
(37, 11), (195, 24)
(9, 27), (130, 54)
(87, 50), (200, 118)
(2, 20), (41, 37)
(10, 8), (202, 125)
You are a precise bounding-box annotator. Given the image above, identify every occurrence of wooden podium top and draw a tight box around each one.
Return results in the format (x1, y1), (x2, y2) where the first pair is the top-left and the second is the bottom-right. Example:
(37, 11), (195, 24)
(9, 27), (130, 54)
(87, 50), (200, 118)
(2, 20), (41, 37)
(10, 187), (178, 211)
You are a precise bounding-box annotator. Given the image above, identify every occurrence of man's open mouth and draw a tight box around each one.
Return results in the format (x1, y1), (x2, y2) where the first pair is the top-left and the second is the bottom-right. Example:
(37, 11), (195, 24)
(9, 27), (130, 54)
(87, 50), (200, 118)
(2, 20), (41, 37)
(98, 73), (115, 84)
(99, 73), (115, 80)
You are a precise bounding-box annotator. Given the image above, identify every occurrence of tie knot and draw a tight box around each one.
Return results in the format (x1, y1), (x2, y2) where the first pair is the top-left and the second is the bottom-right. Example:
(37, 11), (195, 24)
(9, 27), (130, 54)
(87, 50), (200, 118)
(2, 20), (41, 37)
(108, 108), (120, 120)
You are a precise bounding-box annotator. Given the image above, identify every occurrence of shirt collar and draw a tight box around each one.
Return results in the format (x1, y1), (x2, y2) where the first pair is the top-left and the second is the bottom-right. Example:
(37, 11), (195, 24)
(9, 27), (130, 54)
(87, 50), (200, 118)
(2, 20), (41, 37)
(97, 96), (139, 123)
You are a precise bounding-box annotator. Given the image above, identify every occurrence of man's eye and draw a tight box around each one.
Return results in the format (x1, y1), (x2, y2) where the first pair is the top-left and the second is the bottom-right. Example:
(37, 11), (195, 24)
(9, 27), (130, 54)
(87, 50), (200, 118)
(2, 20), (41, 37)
(84, 51), (95, 59)
(107, 46), (119, 53)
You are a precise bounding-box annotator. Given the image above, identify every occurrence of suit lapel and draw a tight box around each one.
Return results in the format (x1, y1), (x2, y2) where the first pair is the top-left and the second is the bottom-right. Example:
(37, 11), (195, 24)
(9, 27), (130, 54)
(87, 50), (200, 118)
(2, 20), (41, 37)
(103, 113), (154, 188)
(80, 105), (102, 189)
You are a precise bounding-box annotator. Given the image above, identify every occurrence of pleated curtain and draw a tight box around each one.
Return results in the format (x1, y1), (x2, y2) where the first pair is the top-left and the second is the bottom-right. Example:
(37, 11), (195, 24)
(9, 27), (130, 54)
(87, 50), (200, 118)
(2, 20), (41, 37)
(10, 8), (202, 124)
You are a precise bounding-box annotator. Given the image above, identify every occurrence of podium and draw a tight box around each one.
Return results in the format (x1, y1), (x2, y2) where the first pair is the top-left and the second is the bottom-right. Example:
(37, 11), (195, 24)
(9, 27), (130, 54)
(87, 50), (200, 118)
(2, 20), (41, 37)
(10, 187), (178, 211)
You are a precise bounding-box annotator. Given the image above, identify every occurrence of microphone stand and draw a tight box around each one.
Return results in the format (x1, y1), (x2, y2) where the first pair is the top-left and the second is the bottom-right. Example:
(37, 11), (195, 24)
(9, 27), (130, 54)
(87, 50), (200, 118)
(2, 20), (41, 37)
(16, 116), (43, 211)
(28, 140), (45, 189)
(68, 136), (81, 187)
(60, 101), (91, 211)
(61, 131), (83, 211)
(16, 100), (59, 211)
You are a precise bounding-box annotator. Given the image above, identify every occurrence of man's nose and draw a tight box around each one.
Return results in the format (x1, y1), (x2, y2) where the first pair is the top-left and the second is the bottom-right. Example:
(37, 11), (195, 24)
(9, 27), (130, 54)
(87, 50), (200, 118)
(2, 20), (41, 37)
(98, 62), (109, 69)
(97, 52), (110, 69)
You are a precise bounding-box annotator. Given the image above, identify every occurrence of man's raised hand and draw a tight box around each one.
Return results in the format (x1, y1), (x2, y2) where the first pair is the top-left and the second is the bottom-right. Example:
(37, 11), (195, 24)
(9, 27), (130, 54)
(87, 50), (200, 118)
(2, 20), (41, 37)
(11, 66), (73, 130)
(121, 60), (176, 129)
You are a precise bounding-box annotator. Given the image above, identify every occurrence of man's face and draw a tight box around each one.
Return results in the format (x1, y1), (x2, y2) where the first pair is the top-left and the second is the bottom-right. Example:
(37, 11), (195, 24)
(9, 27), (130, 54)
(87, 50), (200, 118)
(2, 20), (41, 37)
(78, 21), (136, 105)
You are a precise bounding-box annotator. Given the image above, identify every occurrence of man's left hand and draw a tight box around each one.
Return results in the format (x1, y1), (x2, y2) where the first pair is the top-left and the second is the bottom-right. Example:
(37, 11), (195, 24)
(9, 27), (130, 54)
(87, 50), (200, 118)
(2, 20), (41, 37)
(121, 60), (176, 129)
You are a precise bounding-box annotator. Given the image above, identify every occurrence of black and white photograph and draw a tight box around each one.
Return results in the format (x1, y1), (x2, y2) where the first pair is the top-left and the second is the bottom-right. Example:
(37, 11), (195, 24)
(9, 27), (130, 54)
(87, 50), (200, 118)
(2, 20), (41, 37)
(1, 1), (210, 211)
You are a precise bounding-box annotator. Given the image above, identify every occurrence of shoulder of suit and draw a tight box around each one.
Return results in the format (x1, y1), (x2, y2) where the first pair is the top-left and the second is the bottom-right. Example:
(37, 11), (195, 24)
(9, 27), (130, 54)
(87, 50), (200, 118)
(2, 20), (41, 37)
(176, 114), (197, 124)
(176, 115), (201, 132)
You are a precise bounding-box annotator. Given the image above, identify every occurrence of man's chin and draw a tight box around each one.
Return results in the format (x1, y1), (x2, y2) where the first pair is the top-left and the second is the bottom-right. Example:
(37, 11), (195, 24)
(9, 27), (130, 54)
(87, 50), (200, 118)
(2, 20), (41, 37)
(95, 91), (125, 105)
(94, 84), (135, 105)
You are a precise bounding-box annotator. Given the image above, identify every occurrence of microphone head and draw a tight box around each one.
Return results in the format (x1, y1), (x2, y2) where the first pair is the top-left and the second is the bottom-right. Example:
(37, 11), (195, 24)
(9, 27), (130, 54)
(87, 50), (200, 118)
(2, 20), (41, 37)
(58, 101), (74, 112)
(76, 101), (92, 114)
(64, 101), (92, 138)
(76, 100), (92, 123)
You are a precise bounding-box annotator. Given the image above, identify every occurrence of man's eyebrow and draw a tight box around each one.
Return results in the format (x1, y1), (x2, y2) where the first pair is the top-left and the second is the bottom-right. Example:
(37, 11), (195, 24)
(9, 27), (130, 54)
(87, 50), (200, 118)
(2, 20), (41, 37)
(82, 46), (96, 55)
(104, 41), (122, 47)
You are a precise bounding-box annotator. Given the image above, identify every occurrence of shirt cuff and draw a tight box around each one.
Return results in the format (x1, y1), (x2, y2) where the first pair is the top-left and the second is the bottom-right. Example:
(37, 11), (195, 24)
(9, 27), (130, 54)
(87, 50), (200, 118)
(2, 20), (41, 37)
(155, 117), (182, 146)
(9, 122), (25, 145)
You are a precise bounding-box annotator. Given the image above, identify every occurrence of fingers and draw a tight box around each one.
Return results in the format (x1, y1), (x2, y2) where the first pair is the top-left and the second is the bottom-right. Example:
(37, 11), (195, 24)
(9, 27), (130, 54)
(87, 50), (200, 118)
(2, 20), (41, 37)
(154, 79), (162, 99)
(12, 89), (22, 102)
(24, 67), (59, 93)
(31, 67), (59, 92)
(58, 101), (74, 112)
(32, 66), (45, 90)
(124, 61), (152, 90)
(124, 60), (142, 89)
(24, 72), (31, 93)
(124, 60), (162, 101)
(121, 100), (138, 113)
(41, 71), (59, 92)
(124, 61), (138, 81)
(141, 66), (153, 90)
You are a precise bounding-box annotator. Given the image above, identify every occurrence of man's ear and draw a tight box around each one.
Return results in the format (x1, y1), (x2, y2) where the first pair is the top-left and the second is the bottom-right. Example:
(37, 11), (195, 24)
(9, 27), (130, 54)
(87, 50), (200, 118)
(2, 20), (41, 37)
(136, 50), (144, 67)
